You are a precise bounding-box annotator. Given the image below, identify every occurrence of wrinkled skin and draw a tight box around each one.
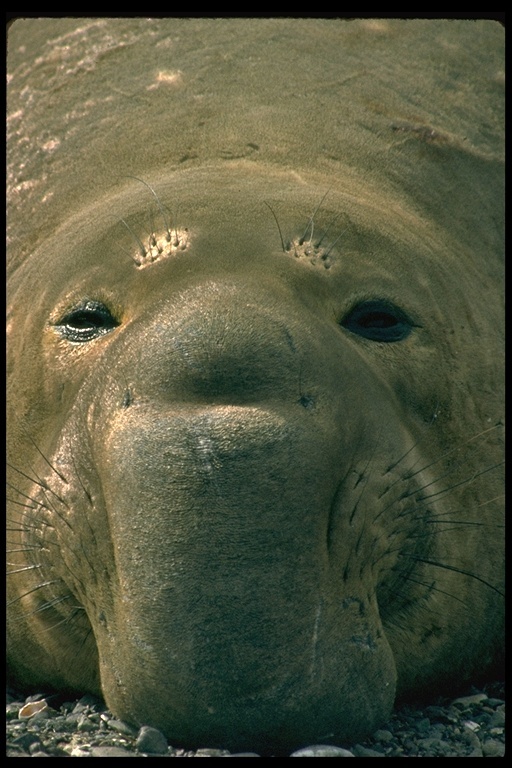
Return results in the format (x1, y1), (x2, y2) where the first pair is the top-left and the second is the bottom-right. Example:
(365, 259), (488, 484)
(7, 19), (504, 753)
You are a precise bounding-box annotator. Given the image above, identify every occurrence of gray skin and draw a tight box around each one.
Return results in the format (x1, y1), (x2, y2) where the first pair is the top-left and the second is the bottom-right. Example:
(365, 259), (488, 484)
(7, 19), (504, 753)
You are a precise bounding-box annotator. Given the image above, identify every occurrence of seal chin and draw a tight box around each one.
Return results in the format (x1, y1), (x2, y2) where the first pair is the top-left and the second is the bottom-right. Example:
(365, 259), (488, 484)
(96, 603), (397, 753)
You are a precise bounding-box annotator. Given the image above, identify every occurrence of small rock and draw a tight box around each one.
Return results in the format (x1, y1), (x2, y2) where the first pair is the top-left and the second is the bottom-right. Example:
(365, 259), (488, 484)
(73, 694), (103, 712)
(24, 693), (48, 703)
(463, 729), (483, 755)
(11, 733), (41, 751)
(107, 717), (138, 736)
(417, 737), (442, 750)
(290, 744), (355, 756)
(486, 697), (505, 707)
(451, 693), (488, 708)
(352, 744), (385, 756)
(488, 707), (505, 728)
(227, 752), (261, 756)
(6, 702), (23, 720)
(136, 724), (169, 754)
(90, 745), (137, 757)
(416, 717), (431, 735)
(69, 746), (93, 757)
(424, 705), (448, 719)
(482, 738), (505, 757)
(194, 747), (232, 756)
(372, 729), (394, 743)
(28, 741), (44, 755)
(77, 714), (97, 732)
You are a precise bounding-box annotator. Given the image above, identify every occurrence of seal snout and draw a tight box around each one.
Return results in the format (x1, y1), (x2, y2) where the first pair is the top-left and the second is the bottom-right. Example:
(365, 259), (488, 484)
(129, 282), (312, 407)
(92, 275), (401, 750)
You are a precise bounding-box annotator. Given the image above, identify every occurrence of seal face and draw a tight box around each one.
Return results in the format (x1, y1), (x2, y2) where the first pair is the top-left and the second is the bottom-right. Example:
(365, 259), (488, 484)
(7, 19), (504, 753)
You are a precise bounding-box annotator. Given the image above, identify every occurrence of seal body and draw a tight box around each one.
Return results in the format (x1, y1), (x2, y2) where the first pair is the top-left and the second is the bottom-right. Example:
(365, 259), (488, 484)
(7, 19), (504, 753)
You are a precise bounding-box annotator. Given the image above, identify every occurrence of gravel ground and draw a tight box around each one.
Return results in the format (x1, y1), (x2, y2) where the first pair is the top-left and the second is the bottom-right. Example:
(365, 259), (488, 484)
(6, 682), (504, 757)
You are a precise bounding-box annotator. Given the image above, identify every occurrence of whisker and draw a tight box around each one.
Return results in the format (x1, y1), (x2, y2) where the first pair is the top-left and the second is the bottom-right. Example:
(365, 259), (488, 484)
(8, 418), (69, 484)
(264, 201), (287, 253)
(127, 175), (172, 243)
(299, 189), (331, 244)
(314, 212), (343, 248)
(7, 580), (60, 604)
(324, 231), (344, 257)
(403, 424), (503, 482)
(117, 217), (147, 263)
(398, 574), (467, 606)
(418, 460), (504, 502)
(405, 555), (504, 596)
(8, 463), (68, 507)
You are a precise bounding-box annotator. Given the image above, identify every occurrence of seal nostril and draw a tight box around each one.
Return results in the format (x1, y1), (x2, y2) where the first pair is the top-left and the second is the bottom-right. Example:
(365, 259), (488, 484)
(298, 394), (316, 410)
(122, 389), (133, 408)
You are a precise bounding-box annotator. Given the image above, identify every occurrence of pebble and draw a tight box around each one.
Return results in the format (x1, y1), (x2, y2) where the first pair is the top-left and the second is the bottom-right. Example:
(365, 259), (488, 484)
(69, 746), (94, 757)
(77, 714), (97, 732)
(290, 744), (355, 756)
(90, 745), (138, 757)
(452, 693), (488, 707)
(135, 725), (169, 754)
(5, 683), (505, 758)
(106, 717), (139, 736)
(352, 745), (385, 756)
(482, 738), (505, 757)
(488, 706), (505, 728)
(372, 729), (394, 743)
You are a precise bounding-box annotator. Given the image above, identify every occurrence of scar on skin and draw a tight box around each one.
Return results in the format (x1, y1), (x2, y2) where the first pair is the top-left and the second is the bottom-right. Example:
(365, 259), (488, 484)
(147, 70), (183, 90)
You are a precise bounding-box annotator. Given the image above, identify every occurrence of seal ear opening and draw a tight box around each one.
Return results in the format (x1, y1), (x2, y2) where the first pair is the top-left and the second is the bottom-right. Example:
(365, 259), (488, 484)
(341, 300), (415, 342)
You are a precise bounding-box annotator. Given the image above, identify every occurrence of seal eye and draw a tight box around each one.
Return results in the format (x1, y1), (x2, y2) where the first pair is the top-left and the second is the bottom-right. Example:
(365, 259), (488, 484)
(54, 301), (119, 343)
(341, 300), (413, 342)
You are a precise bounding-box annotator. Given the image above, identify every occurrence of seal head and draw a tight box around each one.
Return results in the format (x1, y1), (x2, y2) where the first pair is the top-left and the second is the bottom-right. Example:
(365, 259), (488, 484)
(7, 19), (504, 753)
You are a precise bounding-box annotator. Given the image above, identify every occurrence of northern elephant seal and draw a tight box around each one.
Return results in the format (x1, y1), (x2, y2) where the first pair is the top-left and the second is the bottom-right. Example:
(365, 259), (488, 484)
(7, 19), (504, 753)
